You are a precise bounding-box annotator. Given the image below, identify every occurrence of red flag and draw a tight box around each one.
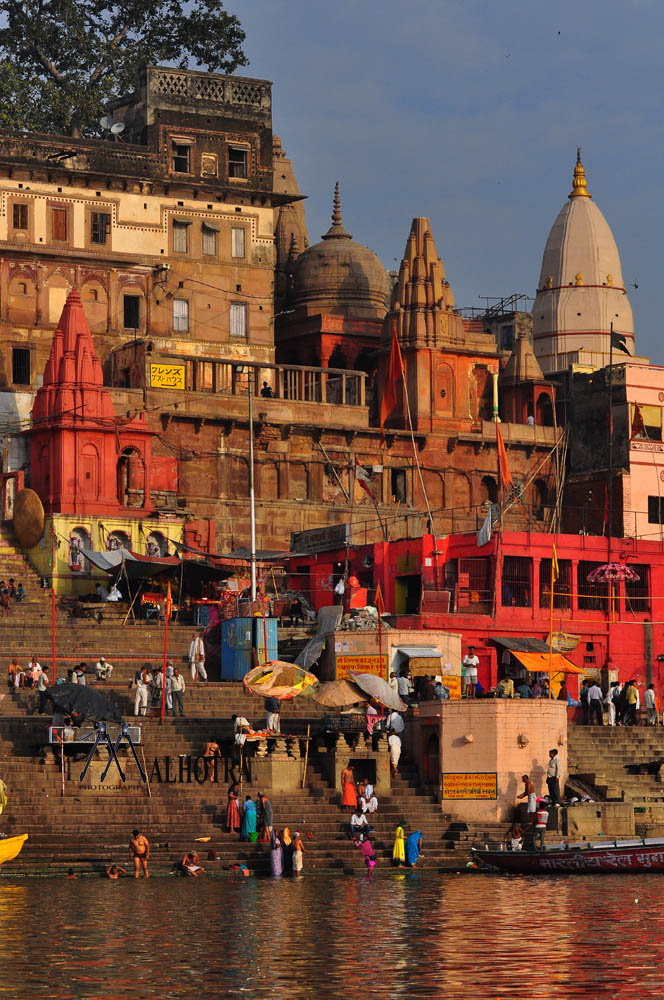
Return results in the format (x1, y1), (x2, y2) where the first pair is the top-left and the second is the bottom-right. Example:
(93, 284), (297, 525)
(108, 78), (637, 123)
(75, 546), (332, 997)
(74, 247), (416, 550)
(631, 403), (645, 440)
(380, 324), (404, 434)
(495, 423), (513, 489)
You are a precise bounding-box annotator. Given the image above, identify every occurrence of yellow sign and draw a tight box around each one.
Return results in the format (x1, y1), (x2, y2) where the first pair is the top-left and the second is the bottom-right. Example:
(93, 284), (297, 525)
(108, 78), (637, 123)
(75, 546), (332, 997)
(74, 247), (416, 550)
(441, 674), (462, 700)
(336, 655), (388, 681)
(442, 772), (497, 800)
(150, 363), (186, 389)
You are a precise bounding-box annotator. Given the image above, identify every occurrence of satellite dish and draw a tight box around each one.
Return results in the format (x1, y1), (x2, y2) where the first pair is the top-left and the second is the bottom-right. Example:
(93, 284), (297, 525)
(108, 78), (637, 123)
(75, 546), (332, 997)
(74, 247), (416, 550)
(110, 122), (125, 135)
(100, 116), (113, 131)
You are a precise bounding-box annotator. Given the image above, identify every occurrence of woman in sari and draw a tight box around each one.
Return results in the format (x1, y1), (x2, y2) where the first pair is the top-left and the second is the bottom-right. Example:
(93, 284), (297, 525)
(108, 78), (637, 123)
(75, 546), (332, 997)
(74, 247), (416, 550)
(405, 830), (423, 867)
(392, 820), (407, 867)
(270, 828), (283, 877)
(240, 795), (257, 841)
(226, 783), (241, 833)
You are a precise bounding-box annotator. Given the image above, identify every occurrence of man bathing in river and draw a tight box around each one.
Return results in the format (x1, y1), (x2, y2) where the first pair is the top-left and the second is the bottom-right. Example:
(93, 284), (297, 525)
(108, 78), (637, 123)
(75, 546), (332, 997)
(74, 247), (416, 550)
(129, 828), (150, 878)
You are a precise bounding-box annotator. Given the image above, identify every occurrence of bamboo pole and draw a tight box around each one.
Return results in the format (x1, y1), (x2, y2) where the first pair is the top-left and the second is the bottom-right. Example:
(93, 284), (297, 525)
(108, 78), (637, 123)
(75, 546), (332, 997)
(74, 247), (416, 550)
(140, 744), (151, 797)
(301, 724), (311, 789)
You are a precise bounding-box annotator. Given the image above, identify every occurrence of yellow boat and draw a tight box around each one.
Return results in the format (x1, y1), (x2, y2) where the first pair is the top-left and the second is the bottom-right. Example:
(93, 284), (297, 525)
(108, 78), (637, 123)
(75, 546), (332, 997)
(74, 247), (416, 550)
(0, 834), (28, 864)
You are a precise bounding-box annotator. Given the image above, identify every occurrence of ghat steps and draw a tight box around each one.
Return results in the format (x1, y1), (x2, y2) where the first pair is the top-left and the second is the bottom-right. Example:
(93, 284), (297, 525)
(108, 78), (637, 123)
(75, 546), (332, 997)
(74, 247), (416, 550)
(568, 724), (664, 803)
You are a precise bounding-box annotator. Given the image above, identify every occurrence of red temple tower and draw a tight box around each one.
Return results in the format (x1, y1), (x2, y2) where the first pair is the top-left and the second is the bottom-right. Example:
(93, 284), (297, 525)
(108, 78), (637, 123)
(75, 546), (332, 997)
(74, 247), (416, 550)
(29, 289), (154, 515)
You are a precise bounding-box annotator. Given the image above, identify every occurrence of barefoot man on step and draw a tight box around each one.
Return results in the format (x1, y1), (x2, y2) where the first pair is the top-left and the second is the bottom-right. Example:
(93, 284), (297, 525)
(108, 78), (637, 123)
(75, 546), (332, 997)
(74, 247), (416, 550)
(130, 828), (150, 879)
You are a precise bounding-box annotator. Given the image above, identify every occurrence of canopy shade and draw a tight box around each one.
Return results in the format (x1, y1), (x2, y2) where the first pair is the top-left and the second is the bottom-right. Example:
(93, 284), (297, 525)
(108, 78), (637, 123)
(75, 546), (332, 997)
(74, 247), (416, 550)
(82, 548), (232, 583)
(510, 650), (585, 675)
(348, 672), (407, 711)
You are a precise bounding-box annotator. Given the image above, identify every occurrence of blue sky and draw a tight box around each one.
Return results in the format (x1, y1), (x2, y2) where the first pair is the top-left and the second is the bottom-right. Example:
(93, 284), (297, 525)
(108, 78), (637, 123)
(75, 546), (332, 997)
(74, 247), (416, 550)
(238, 0), (664, 361)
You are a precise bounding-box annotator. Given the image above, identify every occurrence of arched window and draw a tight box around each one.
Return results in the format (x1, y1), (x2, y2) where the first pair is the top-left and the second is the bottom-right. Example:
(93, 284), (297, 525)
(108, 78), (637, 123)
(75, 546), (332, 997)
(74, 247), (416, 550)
(480, 475), (498, 504)
(106, 530), (130, 551)
(69, 527), (91, 574)
(536, 392), (554, 427)
(117, 447), (145, 508)
(533, 479), (548, 521)
(145, 531), (168, 557)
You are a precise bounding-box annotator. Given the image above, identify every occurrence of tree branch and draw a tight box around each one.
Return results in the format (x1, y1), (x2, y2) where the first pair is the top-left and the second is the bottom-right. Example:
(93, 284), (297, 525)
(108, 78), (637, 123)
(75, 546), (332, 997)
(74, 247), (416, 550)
(89, 25), (130, 84)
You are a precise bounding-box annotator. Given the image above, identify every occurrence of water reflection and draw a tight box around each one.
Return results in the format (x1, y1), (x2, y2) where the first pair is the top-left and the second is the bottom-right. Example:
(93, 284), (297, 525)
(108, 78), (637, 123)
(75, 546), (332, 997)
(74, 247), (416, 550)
(5, 873), (664, 998)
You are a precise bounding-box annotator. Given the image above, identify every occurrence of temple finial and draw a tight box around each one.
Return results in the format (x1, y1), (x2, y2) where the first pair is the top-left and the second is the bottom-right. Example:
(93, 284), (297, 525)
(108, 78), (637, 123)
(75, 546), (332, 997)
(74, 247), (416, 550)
(332, 181), (342, 226)
(569, 147), (591, 199)
(321, 181), (352, 240)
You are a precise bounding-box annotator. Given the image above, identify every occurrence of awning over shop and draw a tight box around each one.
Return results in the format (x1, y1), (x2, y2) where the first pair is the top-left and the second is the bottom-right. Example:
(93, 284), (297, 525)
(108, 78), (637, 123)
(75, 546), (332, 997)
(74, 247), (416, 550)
(510, 650), (585, 675)
(492, 636), (549, 654)
(82, 549), (233, 583)
(396, 645), (442, 676)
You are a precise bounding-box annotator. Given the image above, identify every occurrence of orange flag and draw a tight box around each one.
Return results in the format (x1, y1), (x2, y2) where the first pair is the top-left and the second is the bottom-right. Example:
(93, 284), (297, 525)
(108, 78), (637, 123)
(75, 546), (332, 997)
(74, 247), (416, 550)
(496, 423), (513, 489)
(630, 403), (645, 440)
(375, 581), (385, 616)
(380, 324), (404, 434)
(165, 580), (173, 620)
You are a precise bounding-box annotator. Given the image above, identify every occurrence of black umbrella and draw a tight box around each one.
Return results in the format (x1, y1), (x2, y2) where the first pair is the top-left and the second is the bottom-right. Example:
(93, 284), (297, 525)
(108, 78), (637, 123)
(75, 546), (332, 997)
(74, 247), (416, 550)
(46, 684), (123, 724)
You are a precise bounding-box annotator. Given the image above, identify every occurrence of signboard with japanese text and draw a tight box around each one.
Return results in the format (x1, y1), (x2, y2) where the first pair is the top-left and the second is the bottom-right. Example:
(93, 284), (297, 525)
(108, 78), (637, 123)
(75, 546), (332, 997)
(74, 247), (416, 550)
(150, 363), (186, 390)
(336, 654), (388, 681)
(441, 772), (497, 800)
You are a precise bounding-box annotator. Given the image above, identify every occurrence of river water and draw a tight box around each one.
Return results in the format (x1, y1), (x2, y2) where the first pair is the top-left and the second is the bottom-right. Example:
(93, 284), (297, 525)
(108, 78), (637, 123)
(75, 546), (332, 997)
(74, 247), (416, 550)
(4, 872), (663, 998)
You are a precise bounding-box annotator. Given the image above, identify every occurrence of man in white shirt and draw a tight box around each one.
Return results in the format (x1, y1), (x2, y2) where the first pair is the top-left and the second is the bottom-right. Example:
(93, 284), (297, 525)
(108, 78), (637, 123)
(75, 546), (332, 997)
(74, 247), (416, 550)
(546, 749), (561, 806)
(397, 670), (413, 702)
(334, 578), (345, 604)
(27, 656), (41, 688)
(587, 681), (604, 725)
(95, 656), (113, 681)
(189, 631), (207, 681)
(170, 668), (186, 716)
(134, 669), (151, 717)
(232, 713), (252, 746)
(462, 646), (480, 699)
(645, 684), (658, 726)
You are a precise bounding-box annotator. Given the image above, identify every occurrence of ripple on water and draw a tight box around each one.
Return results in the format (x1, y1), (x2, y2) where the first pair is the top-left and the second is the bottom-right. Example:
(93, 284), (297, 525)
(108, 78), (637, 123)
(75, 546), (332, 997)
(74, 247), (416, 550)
(1, 872), (664, 999)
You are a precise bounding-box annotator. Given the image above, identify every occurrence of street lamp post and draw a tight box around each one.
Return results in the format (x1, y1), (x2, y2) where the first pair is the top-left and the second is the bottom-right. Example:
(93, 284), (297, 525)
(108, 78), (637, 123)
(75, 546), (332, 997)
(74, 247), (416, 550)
(237, 364), (257, 603)
(247, 368), (257, 602)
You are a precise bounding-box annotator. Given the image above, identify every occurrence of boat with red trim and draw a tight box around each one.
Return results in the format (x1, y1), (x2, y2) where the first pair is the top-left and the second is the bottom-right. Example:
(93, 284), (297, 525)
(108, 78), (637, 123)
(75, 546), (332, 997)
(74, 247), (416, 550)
(471, 837), (664, 874)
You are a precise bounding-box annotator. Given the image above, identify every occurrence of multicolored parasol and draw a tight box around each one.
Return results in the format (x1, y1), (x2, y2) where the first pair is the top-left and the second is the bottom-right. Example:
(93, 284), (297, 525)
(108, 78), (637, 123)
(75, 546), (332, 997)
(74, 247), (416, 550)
(586, 563), (640, 583)
(242, 661), (319, 701)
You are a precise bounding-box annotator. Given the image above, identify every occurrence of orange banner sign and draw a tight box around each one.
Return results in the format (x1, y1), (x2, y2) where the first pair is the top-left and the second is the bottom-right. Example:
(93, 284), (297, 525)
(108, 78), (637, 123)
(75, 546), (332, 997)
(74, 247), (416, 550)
(336, 655), (388, 681)
(441, 772), (497, 800)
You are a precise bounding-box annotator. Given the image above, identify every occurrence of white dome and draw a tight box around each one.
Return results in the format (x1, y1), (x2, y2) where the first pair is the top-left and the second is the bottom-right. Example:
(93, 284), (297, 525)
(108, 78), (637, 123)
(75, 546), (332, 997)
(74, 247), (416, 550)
(533, 153), (634, 374)
(537, 197), (624, 290)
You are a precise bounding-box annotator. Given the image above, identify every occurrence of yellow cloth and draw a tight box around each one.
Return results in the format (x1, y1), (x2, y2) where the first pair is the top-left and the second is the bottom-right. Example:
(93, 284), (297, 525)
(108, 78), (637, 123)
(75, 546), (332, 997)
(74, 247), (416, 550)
(627, 686), (637, 705)
(392, 825), (405, 863)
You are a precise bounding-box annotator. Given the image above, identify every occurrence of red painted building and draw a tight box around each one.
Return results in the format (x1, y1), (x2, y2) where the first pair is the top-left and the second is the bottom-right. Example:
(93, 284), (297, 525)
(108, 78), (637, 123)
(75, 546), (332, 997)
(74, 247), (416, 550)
(287, 529), (664, 695)
(29, 289), (157, 515)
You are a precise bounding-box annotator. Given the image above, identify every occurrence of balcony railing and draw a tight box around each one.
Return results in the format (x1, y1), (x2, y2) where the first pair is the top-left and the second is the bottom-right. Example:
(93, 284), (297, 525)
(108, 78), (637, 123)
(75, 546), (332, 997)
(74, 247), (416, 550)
(185, 359), (366, 408)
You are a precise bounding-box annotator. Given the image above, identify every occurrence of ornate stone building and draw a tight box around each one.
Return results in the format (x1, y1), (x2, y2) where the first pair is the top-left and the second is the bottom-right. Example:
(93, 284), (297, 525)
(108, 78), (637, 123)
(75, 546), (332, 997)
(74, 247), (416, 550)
(0, 64), (564, 579)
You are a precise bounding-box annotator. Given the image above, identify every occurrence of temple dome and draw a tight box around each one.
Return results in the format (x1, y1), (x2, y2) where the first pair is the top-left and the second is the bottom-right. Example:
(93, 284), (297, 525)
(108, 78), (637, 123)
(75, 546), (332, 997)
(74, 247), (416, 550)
(533, 151), (635, 373)
(290, 183), (389, 320)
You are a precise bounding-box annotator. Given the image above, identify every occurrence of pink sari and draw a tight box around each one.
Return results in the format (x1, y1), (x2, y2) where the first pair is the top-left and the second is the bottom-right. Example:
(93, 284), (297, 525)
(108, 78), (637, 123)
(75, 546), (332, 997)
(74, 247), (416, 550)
(226, 793), (240, 832)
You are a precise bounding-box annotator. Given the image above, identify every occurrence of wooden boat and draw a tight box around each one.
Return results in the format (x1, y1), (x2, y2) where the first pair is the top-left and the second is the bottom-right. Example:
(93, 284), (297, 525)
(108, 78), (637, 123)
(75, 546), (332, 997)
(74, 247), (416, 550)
(471, 836), (664, 874)
(0, 834), (28, 865)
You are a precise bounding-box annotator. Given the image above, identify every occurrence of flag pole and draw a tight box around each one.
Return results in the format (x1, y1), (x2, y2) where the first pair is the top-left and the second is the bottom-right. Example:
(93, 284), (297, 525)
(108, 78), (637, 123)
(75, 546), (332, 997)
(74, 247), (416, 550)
(607, 324), (614, 677)
(548, 548), (555, 699)
(160, 581), (172, 724)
